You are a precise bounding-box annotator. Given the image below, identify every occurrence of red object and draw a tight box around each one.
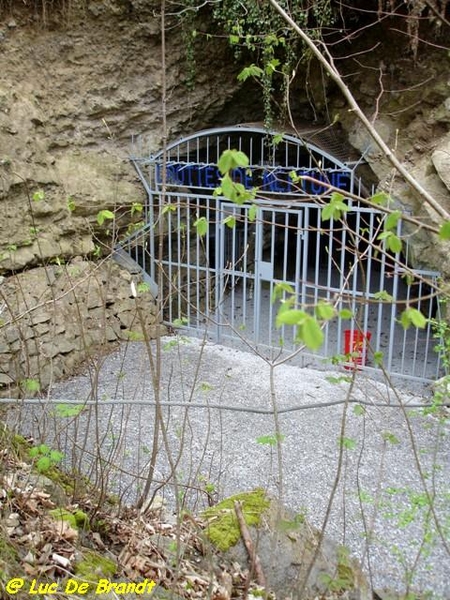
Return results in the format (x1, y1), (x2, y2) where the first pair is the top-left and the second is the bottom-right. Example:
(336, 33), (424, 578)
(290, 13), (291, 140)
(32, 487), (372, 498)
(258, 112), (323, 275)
(344, 329), (372, 368)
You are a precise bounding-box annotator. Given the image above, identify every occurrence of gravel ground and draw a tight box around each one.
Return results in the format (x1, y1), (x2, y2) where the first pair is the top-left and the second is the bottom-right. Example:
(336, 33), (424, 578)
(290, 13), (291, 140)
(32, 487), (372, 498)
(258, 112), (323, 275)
(8, 336), (450, 598)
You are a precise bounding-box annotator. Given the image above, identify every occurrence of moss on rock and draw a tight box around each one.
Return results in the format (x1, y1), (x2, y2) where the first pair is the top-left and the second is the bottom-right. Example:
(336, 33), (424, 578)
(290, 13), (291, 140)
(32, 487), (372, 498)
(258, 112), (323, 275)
(75, 549), (116, 582)
(202, 488), (270, 552)
(49, 507), (89, 530)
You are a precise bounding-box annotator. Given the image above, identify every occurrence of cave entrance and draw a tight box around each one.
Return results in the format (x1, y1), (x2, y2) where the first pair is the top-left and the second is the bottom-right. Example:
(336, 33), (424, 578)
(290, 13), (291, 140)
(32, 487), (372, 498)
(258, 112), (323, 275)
(119, 125), (443, 383)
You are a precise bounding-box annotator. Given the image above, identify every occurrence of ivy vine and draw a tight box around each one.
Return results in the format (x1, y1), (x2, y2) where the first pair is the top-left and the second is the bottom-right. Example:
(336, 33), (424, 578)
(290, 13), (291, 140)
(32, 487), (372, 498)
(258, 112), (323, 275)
(211, 0), (334, 128)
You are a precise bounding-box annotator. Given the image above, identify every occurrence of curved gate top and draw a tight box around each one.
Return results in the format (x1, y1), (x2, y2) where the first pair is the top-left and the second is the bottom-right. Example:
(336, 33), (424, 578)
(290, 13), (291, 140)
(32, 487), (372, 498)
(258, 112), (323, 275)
(119, 125), (442, 384)
(130, 123), (363, 199)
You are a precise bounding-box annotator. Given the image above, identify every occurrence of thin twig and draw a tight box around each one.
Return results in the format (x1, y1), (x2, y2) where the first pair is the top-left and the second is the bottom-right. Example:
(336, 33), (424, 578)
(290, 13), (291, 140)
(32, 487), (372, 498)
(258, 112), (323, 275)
(234, 500), (266, 589)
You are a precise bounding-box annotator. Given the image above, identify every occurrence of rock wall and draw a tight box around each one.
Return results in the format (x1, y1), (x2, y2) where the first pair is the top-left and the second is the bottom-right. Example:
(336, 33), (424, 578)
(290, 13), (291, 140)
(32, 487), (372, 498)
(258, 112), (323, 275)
(0, 258), (163, 397)
(0, 0), (240, 273)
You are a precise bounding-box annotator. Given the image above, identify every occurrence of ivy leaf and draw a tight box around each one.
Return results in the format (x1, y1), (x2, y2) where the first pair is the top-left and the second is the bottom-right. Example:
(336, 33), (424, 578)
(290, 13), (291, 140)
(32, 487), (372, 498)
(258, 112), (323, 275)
(339, 308), (353, 319)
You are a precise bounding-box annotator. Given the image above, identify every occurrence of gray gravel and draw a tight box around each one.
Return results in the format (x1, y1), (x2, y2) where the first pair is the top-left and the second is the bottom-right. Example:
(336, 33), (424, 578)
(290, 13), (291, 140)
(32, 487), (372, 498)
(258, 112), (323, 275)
(8, 336), (450, 598)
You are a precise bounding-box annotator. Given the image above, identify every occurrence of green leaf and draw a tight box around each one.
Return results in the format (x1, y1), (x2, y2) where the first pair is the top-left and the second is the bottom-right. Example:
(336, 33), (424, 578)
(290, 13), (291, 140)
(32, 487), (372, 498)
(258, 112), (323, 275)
(55, 404), (84, 418)
(272, 133), (284, 146)
(374, 290), (394, 302)
(379, 231), (402, 254)
(339, 308), (353, 319)
(400, 307), (427, 330)
(315, 302), (335, 321)
(340, 436), (357, 450)
(256, 433), (285, 446)
(29, 447), (40, 458)
(223, 215), (236, 229)
(265, 58), (280, 74)
(125, 330), (144, 341)
(300, 316), (324, 350)
(353, 404), (366, 416)
(96, 209), (115, 226)
(373, 351), (384, 366)
(194, 216), (208, 237)
(271, 282), (295, 304)
(218, 149), (249, 174)
(33, 190), (45, 202)
(173, 317), (189, 327)
(321, 192), (348, 221)
(385, 210), (401, 231)
(218, 152), (234, 175)
(276, 308), (307, 327)
(131, 202), (143, 215)
(409, 308), (427, 328)
(229, 34), (240, 44)
(232, 151), (250, 169)
(237, 64), (264, 82)
(326, 375), (352, 384)
(382, 431), (400, 445)
(137, 282), (150, 293)
(220, 173), (235, 198)
(371, 191), (390, 206)
(439, 221), (450, 240)
(359, 490), (374, 503)
(161, 203), (177, 214)
(248, 203), (258, 223)
(67, 198), (76, 212)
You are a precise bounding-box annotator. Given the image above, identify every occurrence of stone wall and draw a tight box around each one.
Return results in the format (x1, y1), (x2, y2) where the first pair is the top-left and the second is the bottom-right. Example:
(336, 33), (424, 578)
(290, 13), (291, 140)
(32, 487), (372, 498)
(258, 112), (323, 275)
(0, 258), (163, 397)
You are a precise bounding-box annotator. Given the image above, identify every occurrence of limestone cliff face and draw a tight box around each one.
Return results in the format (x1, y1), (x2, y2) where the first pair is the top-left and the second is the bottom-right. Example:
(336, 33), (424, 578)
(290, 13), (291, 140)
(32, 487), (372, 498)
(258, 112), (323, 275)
(0, 0), (239, 272)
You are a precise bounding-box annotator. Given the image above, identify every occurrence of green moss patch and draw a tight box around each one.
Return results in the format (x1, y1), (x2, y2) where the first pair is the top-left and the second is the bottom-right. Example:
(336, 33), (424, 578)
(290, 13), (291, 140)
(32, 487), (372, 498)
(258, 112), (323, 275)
(49, 508), (89, 530)
(202, 489), (270, 552)
(75, 549), (116, 582)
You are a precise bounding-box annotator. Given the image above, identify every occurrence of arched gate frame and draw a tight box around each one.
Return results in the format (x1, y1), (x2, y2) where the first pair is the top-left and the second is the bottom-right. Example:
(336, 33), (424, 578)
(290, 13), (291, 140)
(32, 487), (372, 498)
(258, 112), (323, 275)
(120, 125), (442, 383)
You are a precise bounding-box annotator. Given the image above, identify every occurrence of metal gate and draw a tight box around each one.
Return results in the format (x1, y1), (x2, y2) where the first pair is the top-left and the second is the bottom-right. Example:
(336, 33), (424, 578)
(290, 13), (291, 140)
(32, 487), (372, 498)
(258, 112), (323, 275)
(120, 125), (443, 383)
